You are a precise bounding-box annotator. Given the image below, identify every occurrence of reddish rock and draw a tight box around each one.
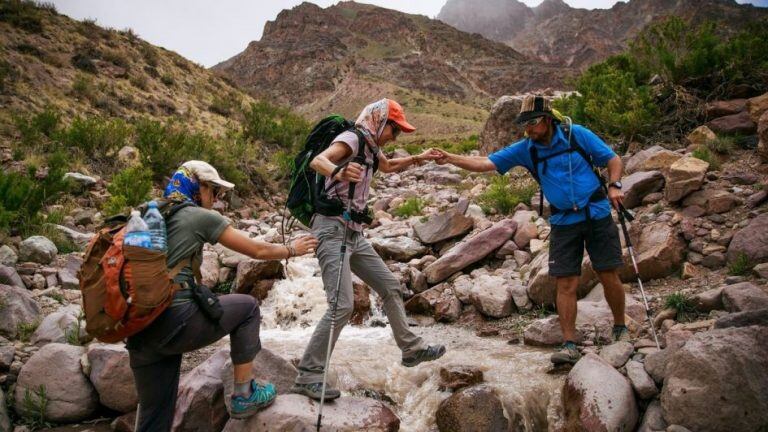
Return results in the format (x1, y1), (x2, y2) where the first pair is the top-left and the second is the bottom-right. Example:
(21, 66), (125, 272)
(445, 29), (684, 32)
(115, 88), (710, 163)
(727, 212), (768, 264)
(413, 209), (474, 244)
(436, 385), (508, 432)
(705, 99), (747, 118)
(622, 171), (665, 209)
(438, 366), (484, 391)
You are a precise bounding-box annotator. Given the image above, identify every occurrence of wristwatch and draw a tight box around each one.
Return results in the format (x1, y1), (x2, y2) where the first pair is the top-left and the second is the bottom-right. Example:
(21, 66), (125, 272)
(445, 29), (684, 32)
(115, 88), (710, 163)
(609, 181), (623, 190)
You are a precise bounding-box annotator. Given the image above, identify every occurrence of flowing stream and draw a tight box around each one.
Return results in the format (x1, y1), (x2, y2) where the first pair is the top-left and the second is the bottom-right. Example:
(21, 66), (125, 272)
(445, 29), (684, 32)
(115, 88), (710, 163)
(258, 257), (564, 431)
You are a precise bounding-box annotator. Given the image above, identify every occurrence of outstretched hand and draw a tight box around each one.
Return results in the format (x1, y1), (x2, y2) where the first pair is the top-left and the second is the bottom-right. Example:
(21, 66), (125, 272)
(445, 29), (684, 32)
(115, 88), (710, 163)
(430, 148), (452, 165)
(417, 148), (444, 162)
(291, 235), (319, 256)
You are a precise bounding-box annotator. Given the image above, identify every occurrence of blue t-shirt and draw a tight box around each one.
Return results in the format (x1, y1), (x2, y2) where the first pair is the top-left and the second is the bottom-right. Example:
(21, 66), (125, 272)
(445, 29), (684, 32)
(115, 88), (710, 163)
(488, 124), (616, 226)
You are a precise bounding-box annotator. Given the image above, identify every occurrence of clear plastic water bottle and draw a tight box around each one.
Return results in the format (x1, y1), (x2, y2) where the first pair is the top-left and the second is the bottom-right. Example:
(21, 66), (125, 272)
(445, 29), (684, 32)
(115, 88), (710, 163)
(123, 210), (152, 248)
(143, 200), (167, 252)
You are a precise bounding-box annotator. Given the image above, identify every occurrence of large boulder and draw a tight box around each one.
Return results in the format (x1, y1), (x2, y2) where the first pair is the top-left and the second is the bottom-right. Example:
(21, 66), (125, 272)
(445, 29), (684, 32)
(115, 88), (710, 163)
(618, 222), (685, 282)
(436, 385), (508, 432)
(0, 388), (9, 432)
(370, 236), (428, 262)
(423, 219), (517, 284)
(563, 353), (638, 432)
(469, 275), (515, 319)
(685, 125), (717, 148)
(661, 326), (768, 432)
(0, 245), (17, 266)
(748, 92), (768, 122)
(87, 343), (137, 413)
(221, 394), (400, 432)
(173, 346), (230, 432)
(682, 188), (740, 214)
(714, 308), (768, 329)
(621, 171), (665, 209)
(30, 305), (81, 346)
(705, 110), (757, 135)
(625, 360), (658, 400)
(13, 343), (98, 422)
(721, 282), (768, 312)
(0, 284), (42, 339)
(19, 236), (58, 264)
(413, 210), (473, 245)
(664, 157), (708, 202)
(479, 96), (524, 155)
(705, 99), (747, 118)
(234, 259), (283, 298)
(727, 213), (768, 264)
(625, 146), (682, 175)
(221, 349), (298, 413)
(0, 264), (24, 289)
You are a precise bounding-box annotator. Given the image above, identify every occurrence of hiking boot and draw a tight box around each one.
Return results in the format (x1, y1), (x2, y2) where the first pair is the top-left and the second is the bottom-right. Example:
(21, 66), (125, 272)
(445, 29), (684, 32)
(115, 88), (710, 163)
(402, 344), (446, 367)
(612, 325), (631, 343)
(550, 342), (581, 365)
(289, 382), (341, 401)
(230, 380), (277, 419)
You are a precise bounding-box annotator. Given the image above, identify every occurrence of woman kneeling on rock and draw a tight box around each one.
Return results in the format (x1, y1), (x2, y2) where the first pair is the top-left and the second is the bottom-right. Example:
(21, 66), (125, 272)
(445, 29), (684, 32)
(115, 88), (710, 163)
(128, 161), (317, 431)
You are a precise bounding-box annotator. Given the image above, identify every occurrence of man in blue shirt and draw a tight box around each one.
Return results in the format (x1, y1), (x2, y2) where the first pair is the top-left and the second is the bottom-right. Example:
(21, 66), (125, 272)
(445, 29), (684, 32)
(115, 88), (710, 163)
(434, 95), (629, 365)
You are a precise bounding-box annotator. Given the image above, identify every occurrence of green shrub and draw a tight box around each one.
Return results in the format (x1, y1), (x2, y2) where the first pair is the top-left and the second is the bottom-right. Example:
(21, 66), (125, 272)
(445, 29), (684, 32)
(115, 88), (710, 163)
(209, 95), (239, 117)
(273, 150), (295, 179)
(16, 320), (39, 342)
(392, 197), (426, 218)
(0, 0), (44, 33)
(728, 253), (753, 276)
(160, 74), (174, 87)
(242, 101), (310, 152)
(139, 44), (159, 67)
(58, 116), (132, 162)
(477, 174), (537, 215)
(706, 136), (736, 155)
(692, 146), (719, 171)
(664, 291), (696, 322)
(72, 73), (97, 100)
(0, 59), (14, 93)
(15, 107), (60, 149)
(103, 165), (152, 216)
(21, 384), (52, 429)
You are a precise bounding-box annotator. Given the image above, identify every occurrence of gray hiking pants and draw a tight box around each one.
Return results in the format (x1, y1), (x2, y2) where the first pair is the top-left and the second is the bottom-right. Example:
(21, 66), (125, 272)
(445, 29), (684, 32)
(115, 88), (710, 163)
(295, 214), (426, 384)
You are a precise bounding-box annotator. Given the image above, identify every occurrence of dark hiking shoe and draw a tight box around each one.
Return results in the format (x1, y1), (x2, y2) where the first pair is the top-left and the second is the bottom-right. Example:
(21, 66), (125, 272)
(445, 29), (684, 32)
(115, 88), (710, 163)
(289, 382), (341, 401)
(230, 380), (277, 419)
(612, 325), (631, 343)
(402, 345), (446, 367)
(550, 342), (581, 365)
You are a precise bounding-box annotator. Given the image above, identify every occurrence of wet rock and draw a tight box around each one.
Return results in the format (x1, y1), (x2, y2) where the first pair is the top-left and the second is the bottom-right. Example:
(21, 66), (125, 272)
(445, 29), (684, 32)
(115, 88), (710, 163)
(0, 245), (17, 266)
(721, 282), (768, 312)
(173, 346), (229, 432)
(200, 250), (221, 288)
(0, 284), (42, 339)
(30, 305), (81, 346)
(13, 343), (98, 422)
(351, 278), (371, 325)
(664, 157), (708, 203)
(599, 341), (634, 368)
(563, 353), (638, 431)
(423, 219), (517, 284)
(438, 366), (484, 393)
(469, 275), (515, 318)
(370, 236), (428, 261)
(625, 360), (658, 400)
(413, 209), (473, 244)
(625, 146), (682, 175)
(727, 212), (768, 265)
(234, 259), (283, 297)
(221, 394), (400, 432)
(622, 171), (665, 209)
(19, 236), (57, 264)
(706, 110), (757, 135)
(479, 96), (524, 155)
(436, 384), (508, 432)
(637, 400), (666, 432)
(0, 265), (24, 289)
(661, 326), (768, 432)
(221, 348), (298, 414)
(618, 222), (685, 283)
(88, 343), (137, 413)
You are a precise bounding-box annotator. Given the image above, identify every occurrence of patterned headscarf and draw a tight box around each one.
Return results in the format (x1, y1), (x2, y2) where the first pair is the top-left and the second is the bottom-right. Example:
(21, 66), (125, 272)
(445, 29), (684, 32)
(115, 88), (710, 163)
(354, 99), (390, 148)
(163, 166), (202, 204)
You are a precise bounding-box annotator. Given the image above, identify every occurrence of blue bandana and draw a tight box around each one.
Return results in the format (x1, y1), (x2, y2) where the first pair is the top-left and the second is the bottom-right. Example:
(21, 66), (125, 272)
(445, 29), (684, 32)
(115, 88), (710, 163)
(163, 167), (201, 204)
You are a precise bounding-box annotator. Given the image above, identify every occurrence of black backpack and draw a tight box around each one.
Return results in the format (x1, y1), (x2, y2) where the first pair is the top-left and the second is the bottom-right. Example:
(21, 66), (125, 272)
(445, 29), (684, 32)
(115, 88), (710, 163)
(525, 118), (608, 216)
(285, 115), (378, 229)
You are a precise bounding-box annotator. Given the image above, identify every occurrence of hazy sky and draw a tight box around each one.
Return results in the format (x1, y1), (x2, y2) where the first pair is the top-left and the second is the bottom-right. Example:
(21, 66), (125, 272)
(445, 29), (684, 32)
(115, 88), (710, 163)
(50, 0), (767, 67)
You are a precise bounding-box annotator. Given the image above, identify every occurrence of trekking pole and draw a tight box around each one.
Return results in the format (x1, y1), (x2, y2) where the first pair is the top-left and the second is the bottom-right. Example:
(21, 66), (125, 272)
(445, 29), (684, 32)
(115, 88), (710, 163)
(616, 203), (661, 350)
(316, 175), (357, 432)
(134, 405), (140, 431)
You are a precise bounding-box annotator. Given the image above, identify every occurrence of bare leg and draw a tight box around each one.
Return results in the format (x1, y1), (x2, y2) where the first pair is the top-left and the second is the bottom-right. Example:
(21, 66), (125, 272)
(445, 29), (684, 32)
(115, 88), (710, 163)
(597, 269), (626, 326)
(556, 276), (579, 342)
(234, 363), (252, 383)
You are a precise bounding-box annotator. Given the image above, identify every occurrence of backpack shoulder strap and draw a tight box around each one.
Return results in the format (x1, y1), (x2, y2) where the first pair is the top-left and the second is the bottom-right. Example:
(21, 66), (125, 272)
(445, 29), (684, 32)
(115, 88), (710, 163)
(528, 143), (541, 184)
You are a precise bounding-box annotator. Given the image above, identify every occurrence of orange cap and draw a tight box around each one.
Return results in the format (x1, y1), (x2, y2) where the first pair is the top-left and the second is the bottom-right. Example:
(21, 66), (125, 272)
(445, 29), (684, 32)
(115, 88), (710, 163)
(387, 99), (416, 133)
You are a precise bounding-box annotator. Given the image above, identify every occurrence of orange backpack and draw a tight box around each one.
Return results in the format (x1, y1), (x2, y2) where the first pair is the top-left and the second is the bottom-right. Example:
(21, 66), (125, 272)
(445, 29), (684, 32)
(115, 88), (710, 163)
(78, 201), (195, 343)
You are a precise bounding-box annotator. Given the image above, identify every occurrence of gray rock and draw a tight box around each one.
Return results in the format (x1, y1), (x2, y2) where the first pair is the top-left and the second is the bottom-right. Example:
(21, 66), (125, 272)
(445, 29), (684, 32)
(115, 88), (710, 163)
(563, 353), (638, 431)
(30, 306), (80, 346)
(721, 282), (768, 312)
(436, 384), (508, 432)
(691, 287), (724, 312)
(662, 326), (768, 432)
(18, 236), (57, 264)
(625, 360), (658, 400)
(625, 146), (682, 175)
(714, 308), (768, 329)
(56, 267), (79, 290)
(13, 343), (98, 422)
(221, 395), (400, 432)
(200, 250), (221, 288)
(173, 346), (230, 432)
(87, 343), (137, 413)
(221, 348), (298, 414)
(0, 265), (25, 289)
(233, 259), (283, 297)
(0, 284), (42, 339)
(51, 225), (93, 250)
(599, 341), (634, 368)
(637, 400), (667, 432)
(478, 96), (524, 155)
(0, 245), (17, 266)
(0, 387), (10, 432)
(508, 280), (532, 311)
(63, 172), (97, 188)
(666, 426), (693, 432)
(622, 171), (665, 209)
(370, 235), (428, 262)
(413, 210), (474, 244)
(727, 212), (768, 265)
(469, 275), (515, 319)
(0, 345), (14, 370)
(617, 221), (685, 283)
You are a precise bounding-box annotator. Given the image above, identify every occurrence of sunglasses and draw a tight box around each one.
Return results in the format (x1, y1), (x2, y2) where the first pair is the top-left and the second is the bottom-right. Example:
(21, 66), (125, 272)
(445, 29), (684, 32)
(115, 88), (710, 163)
(522, 116), (545, 128)
(388, 121), (401, 138)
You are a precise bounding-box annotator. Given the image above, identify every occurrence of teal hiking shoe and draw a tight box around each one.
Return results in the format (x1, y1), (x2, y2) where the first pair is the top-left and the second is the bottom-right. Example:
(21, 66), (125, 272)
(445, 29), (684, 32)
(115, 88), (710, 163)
(550, 341), (581, 365)
(230, 380), (277, 419)
(612, 325), (631, 342)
